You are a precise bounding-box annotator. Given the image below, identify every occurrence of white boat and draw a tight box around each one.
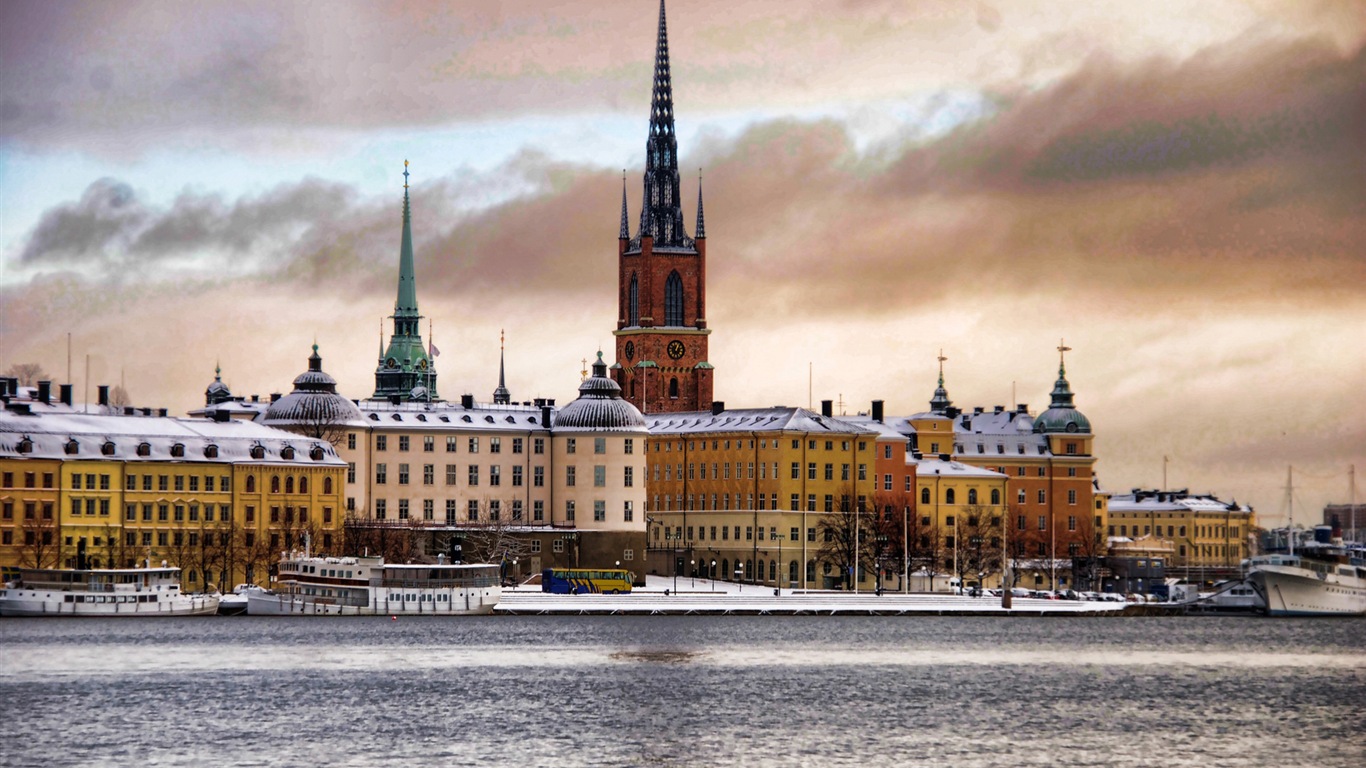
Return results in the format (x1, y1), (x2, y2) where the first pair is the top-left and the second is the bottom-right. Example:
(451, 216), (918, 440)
(1246, 539), (1366, 617)
(0, 565), (219, 617)
(217, 584), (270, 616)
(247, 552), (500, 616)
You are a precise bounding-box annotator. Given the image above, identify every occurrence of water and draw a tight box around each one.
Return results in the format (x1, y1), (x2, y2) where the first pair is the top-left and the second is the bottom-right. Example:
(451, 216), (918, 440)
(2, 616), (1363, 767)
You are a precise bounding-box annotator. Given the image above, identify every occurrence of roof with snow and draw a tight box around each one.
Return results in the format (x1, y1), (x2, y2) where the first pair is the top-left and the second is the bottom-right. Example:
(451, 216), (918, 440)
(910, 456), (1007, 479)
(355, 399), (551, 433)
(553, 352), (647, 432)
(1108, 489), (1252, 514)
(0, 410), (344, 466)
(648, 407), (879, 437)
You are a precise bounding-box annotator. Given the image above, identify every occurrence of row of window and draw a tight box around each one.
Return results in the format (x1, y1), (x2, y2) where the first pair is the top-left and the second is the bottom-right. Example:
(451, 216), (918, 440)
(364, 435), (639, 457)
(1, 471), (55, 489)
(124, 473), (232, 493)
(371, 497), (635, 525)
(122, 502), (234, 523)
(1, 500), (54, 519)
(650, 438), (869, 454)
(1109, 523), (1242, 539)
(372, 463), (635, 490)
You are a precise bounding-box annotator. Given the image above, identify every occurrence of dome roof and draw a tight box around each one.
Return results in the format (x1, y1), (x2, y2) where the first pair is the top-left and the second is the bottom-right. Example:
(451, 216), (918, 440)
(1033, 359), (1090, 434)
(263, 345), (364, 427)
(554, 352), (646, 431)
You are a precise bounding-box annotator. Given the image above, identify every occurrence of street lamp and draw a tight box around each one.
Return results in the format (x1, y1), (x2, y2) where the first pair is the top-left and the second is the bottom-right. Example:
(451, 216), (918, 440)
(735, 563), (743, 592)
(690, 559), (696, 588)
(710, 559), (716, 592)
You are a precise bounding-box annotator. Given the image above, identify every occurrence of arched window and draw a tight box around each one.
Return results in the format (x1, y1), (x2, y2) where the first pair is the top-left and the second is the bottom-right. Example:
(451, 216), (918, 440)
(946, 488), (956, 505)
(669, 378), (679, 399)
(246, 476), (256, 493)
(991, 489), (1001, 505)
(920, 488), (930, 505)
(271, 476), (280, 494)
(721, 559), (729, 581)
(664, 271), (684, 326)
(629, 273), (639, 326)
(789, 560), (798, 585)
(299, 476), (308, 494)
(968, 489), (978, 505)
(745, 559), (753, 582)
(323, 477), (333, 494)
(284, 477), (294, 494)
(769, 560), (777, 581)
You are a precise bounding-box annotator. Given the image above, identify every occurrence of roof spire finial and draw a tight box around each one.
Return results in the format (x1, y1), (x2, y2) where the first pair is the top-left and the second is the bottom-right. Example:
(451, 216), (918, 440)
(215, 360), (221, 381)
(493, 328), (511, 404)
(695, 168), (706, 239)
(930, 349), (953, 414)
(1057, 337), (1072, 376)
(619, 171), (630, 240)
(636, 0), (689, 248)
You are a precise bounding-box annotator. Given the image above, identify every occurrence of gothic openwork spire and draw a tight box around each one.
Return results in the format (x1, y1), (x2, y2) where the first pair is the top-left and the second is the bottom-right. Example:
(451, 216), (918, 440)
(634, 0), (693, 251)
(619, 172), (630, 240)
(695, 170), (706, 239)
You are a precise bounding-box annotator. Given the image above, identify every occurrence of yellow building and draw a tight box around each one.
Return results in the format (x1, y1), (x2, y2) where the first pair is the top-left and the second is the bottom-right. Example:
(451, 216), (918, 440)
(0, 407), (346, 591)
(911, 456), (1008, 590)
(643, 406), (896, 590)
(1107, 489), (1255, 573)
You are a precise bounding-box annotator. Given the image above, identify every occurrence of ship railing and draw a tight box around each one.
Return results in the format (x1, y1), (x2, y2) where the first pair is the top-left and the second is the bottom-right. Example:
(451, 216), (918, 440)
(378, 576), (499, 589)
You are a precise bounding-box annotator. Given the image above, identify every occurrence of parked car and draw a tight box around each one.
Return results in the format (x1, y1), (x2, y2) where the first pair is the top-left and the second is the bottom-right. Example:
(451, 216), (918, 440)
(1010, 587), (1031, 599)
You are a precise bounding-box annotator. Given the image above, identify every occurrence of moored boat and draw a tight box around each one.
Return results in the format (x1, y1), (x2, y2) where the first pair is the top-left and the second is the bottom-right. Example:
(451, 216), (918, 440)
(247, 551), (500, 616)
(1246, 526), (1366, 617)
(217, 584), (270, 616)
(0, 565), (219, 617)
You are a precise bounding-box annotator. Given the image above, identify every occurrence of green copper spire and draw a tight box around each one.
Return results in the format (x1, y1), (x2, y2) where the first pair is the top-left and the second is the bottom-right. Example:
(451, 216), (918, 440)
(929, 349), (953, 414)
(374, 161), (436, 401)
(395, 160), (419, 316)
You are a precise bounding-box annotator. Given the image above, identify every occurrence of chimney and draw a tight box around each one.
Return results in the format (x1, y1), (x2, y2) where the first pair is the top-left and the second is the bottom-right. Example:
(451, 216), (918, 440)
(540, 405), (552, 428)
(59, 384), (73, 406)
(389, 394), (401, 406)
(546, 399), (555, 406)
(251, 395), (260, 403)
(534, 398), (545, 408)
(157, 408), (168, 417)
(711, 401), (725, 416)
(1017, 404), (1028, 414)
(141, 408), (152, 416)
(98, 385), (110, 406)
(213, 410), (231, 423)
(820, 399), (832, 417)
(938, 453), (951, 462)
(461, 394), (474, 409)
(871, 400), (884, 423)
(270, 393), (281, 403)
(37, 380), (51, 404)
(993, 405), (1004, 414)
(973, 406), (984, 415)
(124, 407), (135, 416)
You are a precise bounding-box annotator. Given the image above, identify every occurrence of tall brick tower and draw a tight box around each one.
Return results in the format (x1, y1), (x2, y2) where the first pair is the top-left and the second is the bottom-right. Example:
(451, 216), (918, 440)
(612, 0), (713, 414)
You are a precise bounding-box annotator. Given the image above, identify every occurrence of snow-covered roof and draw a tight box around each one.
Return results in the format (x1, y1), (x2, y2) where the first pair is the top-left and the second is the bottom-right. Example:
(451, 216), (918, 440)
(356, 399), (551, 433)
(837, 415), (914, 442)
(647, 407), (880, 437)
(0, 411), (344, 466)
(909, 456), (1007, 478)
(1108, 489), (1251, 514)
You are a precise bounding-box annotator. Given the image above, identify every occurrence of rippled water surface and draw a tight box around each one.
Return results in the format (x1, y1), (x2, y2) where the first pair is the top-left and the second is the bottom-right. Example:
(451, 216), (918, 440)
(2, 616), (1363, 767)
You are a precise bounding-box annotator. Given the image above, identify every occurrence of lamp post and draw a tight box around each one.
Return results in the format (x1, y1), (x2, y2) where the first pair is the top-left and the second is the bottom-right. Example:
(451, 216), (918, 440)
(690, 559), (696, 588)
(735, 562), (743, 592)
(710, 559), (716, 592)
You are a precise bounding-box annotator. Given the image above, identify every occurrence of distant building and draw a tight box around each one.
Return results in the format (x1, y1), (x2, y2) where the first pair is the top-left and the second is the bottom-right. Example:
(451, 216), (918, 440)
(1323, 503), (1365, 543)
(1107, 489), (1255, 571)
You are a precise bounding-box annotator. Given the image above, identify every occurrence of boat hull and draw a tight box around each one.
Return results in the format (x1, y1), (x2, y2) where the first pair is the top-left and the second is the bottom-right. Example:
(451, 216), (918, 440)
(1248, 565), (1366, 617)
(0, 591), (219, 617)
(246, 589), (497, 616)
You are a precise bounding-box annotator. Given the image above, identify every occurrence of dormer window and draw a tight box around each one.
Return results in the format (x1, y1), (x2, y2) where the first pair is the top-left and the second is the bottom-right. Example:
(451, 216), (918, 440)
(137, 442), (151, 457)
(309, 445), (325, 461)
(170, 443), (185, 458)
(417, 414), (427, 422)
(369, 413), (379, 421)
(204, 444), (220, 459)
(17, 437), (33, 454)
(102, 441), (116, 456)
(250, 445), (266, 460)
(64, 439), (79, 455)
(280, 446), (296, 460)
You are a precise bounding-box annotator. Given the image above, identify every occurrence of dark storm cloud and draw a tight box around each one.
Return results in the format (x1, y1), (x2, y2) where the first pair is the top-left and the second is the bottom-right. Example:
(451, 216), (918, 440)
(15, 176), (360, 271)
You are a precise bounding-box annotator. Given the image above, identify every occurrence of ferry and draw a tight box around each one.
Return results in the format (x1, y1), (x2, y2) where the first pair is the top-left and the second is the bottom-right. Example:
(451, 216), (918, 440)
(247, 552), (500, 616)
(216, 584), (270, 616)
(0, 564), (220, 617)
(1245, 526), (1366, 617)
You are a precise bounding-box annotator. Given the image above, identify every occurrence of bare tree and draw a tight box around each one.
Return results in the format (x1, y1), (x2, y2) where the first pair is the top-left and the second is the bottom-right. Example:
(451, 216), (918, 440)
(19, 503), (58, 569)
(452, 496), (533, 566)
(108, 385), (133, 409)
(953, 504), (1004, 591)
(816, 486), (883, 590)
(5, 363), (50, 387)
(343, 512), (425, 563)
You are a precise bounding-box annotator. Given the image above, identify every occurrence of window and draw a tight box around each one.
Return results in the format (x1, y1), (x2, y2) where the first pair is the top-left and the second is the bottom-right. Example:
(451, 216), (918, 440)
(967, 489), (977, 504)
(375, 464), (387, 485)
(347, 463), (356, 484)
(624, 466), (634, 487)
(566, 438), (576, 454)
(399, 436), (410, 452)
(376, 436), (387, 451)
(594, 501), (606, 522)
(1068, 489), (1077, 505)
(594, 466), (606, 487)
(348, 433), (357, 450)
(624, 438), (634, 455)
(422, 436), (434, 452)
(566, 467), (576, 487)
(468, 466), (479, 486)
(1038, 515), (1047, 531)
(398, 464), (410, 485)
(665, 270), (684, 326)
(491, 437), (501, 454)
(991, 489), (1000, 505)
(668, 378), (678, 399)
(512, 466), (523, 487)
(421, 464), (434, 486)
(490, 466), (501, 486)
(534, 466), (544, 487)
(629, 273), (639, 325)
(945, 489), (956, 505)
(808, 463), (816, 480)
(1018, 489), (1026, 504)
(446, 437), (458, 452)
(1037, 490), (1046, 504)
(1068, 515), (1077, 532)
(534, 438), (545, 455)
(468, 437), (479, 453)
(468, 500), (479, 521)
(594, 437), (606, 454)
(512, 500), (523, 521)
(533, 500), (544, 522)
(565, 500), (575, 521)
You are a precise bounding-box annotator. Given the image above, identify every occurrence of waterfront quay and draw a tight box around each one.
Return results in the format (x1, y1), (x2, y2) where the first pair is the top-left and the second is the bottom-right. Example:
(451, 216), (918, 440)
(497, 576), (1138, 616)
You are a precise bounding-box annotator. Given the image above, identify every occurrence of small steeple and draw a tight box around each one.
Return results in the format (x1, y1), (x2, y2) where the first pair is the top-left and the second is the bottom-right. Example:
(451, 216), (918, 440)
(395, 160), (418, 317)
(309, 342), (322, 373)
(695, 170), (706, 239)
(929, 349), (953, 414)
(619, 172), (630, 240)
(592, 349), (608, 379)
(1050, 339), (1076, 409)
(493, 330), (511, 405)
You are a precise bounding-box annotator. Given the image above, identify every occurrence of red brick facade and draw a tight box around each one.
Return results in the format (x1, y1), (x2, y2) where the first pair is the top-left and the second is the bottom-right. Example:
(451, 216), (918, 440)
(613, 233), (713, 414)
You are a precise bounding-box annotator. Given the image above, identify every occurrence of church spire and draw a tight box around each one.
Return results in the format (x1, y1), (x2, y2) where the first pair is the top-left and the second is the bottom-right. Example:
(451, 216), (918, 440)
(636, 0), (691, 249)
(1049, 339), (1075, 409)
(619, 172), (630, 240)
(493, 330), (511, 405)
(695, 170), (706, 239)
(373, 161), (435, 401)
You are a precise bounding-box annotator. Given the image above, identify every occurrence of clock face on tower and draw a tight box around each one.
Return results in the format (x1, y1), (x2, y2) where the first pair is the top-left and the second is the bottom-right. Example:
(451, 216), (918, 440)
(667, 340), (685, 360)
(625, 341), (635, 361)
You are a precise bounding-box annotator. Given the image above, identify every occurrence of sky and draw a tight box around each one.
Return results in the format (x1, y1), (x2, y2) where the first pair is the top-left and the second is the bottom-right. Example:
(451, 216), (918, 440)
(2, 0), (1363, 526)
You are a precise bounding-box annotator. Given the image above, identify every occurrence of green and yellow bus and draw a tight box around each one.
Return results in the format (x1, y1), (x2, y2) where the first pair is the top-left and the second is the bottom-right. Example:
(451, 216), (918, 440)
(541, 568), (634, 594)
